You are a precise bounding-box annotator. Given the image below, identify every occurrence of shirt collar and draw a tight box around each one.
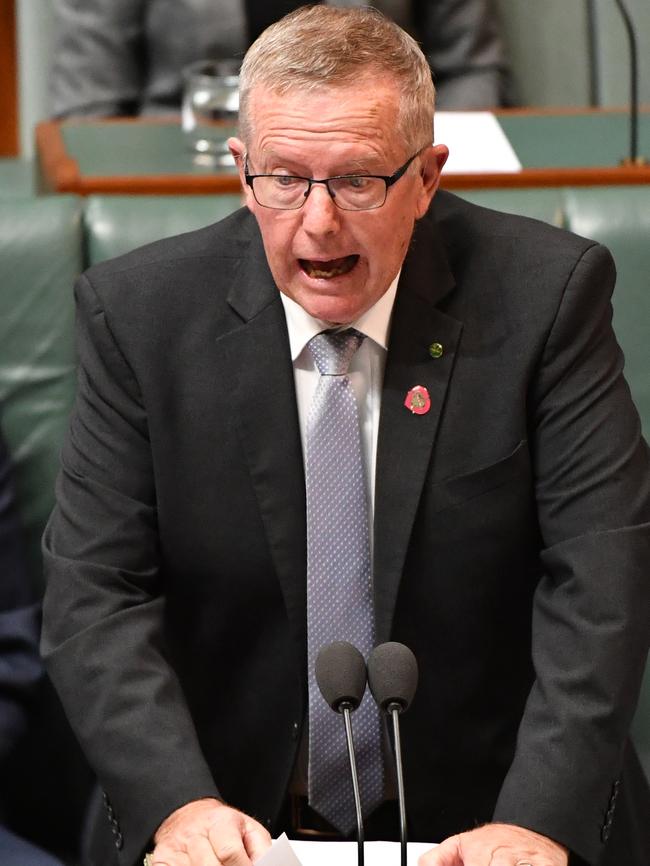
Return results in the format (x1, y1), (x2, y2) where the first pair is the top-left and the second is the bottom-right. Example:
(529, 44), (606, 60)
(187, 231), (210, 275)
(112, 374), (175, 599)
(279, 272), (400, 362)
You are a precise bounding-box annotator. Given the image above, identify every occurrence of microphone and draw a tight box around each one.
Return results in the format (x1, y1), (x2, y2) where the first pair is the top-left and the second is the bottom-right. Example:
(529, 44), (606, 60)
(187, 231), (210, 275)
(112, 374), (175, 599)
(613, 0), (646, 166)
(315, 641), (367, 866)
(367, 642), (418, 866)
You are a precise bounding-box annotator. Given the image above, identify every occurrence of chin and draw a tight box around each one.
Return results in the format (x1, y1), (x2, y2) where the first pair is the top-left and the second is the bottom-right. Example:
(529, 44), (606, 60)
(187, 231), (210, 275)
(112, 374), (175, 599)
(304, 298), (362, 326)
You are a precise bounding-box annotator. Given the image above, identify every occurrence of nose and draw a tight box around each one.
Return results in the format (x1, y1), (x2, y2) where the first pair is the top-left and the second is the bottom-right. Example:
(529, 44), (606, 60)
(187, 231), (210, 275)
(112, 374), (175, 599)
(300, 182), (341, 236)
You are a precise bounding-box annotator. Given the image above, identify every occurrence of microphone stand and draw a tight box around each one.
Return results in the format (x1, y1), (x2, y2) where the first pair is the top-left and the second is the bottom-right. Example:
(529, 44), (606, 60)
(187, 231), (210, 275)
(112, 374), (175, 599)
(388, 704), (407, 866)
(613, 0), (647, 166)
(341, 703), (365, 866)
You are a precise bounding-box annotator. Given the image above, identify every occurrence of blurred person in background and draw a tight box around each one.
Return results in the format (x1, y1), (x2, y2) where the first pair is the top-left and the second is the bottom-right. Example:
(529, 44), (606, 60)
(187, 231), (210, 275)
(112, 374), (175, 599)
(0, 426), (64, 866)
(49, 0), (508, 118)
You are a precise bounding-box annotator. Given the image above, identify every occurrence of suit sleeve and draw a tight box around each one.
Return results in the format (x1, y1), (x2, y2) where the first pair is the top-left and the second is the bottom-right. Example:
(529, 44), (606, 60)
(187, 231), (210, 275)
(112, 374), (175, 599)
(492, 243), (650, 863)
(49, 0), (147, 118)
(41, 274), (220, 866)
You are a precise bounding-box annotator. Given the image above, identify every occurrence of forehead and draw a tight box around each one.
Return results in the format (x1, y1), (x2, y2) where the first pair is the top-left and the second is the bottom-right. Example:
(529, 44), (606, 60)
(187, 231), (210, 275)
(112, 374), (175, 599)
(246, 75), (404, 167)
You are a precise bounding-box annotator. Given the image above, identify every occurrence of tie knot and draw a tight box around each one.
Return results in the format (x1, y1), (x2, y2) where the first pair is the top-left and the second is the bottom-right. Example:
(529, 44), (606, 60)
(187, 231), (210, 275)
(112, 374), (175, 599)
(308, 329), (365, 376)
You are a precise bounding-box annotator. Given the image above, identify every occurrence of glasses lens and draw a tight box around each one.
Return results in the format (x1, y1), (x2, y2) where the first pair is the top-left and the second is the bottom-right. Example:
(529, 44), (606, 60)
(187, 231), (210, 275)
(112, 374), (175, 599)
(329, 176), (386, 210)
(253, 176), (308, 209)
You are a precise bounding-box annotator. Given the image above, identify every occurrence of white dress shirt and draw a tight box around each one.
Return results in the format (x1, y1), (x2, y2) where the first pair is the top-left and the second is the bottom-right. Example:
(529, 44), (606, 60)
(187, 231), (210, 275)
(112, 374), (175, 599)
(279, 275), (399, 549)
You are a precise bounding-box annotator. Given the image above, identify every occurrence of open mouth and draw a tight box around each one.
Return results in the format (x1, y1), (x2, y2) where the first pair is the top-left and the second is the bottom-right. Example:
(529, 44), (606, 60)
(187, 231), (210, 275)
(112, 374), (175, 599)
(299, 255), (359, 279)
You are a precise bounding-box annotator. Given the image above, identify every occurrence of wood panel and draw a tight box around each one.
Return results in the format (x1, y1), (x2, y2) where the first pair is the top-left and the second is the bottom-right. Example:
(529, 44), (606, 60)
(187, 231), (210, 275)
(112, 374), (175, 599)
(0, 0), (19, 156)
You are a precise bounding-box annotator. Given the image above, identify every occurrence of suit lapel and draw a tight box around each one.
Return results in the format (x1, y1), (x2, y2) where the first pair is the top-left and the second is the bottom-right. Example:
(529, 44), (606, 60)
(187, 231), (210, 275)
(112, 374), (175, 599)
(374, 213), (463, 642)
(215, 229), (308, 657)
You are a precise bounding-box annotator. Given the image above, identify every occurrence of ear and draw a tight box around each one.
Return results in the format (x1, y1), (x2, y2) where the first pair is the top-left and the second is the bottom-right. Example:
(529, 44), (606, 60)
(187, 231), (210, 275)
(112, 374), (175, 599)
(227, 137), (255, 211)
(414, 144), (448, 219)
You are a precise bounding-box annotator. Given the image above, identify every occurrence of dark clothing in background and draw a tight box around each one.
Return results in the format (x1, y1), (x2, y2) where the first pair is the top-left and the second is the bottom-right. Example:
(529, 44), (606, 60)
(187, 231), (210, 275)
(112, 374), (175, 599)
(49, 0), (508, 118)
(0, 430), (64, 866)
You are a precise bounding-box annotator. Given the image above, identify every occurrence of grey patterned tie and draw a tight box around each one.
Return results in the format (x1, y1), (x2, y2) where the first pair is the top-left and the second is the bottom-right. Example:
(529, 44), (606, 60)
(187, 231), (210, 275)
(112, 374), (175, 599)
(306, 328), (384, 834)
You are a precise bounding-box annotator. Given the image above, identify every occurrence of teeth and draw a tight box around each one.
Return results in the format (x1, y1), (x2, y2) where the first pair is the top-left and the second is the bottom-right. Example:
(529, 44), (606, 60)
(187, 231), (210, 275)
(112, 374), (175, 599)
(308, 264), (346, 278)
(301, 256), (357, 279)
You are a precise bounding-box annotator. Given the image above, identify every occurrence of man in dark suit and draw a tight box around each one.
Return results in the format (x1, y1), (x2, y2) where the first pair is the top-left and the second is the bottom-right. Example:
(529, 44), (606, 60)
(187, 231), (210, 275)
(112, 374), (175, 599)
(42, 6), (650, 866)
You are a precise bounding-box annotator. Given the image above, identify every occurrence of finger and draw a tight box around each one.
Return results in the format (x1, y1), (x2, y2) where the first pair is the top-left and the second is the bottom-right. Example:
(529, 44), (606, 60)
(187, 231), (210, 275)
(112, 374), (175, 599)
(187, 832), (222, 866)
(208, 822), (252, 866)
(242, 820), (272, 863)
(151, 847), (190, 866)
(418, 835), (463, 866)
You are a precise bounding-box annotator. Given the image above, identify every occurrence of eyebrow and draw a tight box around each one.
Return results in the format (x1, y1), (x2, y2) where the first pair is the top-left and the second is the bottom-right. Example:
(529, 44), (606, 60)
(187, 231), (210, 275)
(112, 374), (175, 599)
(254, 150), (384, 176)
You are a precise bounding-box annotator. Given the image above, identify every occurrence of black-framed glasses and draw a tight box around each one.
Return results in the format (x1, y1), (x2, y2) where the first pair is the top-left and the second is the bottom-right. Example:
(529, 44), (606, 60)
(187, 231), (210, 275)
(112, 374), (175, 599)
(244, 148), (426, 211)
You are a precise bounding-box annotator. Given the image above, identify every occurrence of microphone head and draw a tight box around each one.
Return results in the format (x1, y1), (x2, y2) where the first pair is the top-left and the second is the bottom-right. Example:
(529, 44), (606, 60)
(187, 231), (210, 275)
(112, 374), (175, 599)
(367, 642), (418, 713)
(315, 641), (368, 712)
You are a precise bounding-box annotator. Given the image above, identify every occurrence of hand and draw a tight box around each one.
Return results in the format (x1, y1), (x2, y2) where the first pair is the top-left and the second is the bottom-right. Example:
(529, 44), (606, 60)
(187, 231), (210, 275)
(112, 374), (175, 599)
(150, 797), (272, 866)
(418, 823), (568, 866)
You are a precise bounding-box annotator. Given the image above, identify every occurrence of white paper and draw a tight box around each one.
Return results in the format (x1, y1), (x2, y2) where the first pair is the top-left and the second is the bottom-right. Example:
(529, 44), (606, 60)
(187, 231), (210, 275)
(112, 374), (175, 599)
(434, 111), (522, 174)
(255, 834), (304, 866)
(256, 833), (436, 866)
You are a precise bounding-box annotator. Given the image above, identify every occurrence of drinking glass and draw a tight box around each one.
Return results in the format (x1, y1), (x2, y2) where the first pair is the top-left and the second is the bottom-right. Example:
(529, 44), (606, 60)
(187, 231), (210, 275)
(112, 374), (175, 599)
(181, 59), (240, 164)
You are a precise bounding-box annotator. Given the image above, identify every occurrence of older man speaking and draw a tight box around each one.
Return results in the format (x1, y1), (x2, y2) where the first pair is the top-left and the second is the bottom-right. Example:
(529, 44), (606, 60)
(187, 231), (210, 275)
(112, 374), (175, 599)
(42, 7), (650, 866)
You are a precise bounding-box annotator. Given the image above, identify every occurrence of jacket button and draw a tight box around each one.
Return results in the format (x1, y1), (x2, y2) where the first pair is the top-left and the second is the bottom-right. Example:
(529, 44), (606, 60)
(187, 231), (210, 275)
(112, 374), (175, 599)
(291, 721), (300, 740)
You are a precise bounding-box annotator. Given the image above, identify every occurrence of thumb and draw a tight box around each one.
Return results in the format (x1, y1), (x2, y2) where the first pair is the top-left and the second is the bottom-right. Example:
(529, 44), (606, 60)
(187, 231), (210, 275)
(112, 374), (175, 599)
(419, 835), (463, 866)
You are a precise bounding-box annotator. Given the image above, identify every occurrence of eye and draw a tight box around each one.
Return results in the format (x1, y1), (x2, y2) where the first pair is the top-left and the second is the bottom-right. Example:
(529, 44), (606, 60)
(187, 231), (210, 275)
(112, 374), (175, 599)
(344, 176), (372, 190)
(271, 175), (302, 188)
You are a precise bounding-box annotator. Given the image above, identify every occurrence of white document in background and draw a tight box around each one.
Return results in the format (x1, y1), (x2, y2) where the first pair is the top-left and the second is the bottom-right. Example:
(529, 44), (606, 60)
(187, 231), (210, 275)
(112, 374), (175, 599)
(256, 833), (436, 866)
(434, 111), (522, 174)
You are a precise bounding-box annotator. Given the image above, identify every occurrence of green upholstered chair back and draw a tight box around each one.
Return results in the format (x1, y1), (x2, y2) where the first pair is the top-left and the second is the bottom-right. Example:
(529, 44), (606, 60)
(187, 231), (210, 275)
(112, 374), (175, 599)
(0, 195), (93, 862)
(458, 188), (566, 227)
(0, 159), (36, 197)
(83, 194), (243, 265)
(0, 196), (80, 586)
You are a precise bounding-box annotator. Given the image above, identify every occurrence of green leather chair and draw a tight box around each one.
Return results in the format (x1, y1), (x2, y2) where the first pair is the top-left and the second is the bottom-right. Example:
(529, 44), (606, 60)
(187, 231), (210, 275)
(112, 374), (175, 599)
(0, 159), (36, 197)
(84, 194), (243, 264)
(458, 188), (566, 226)
(0, 196), (80, 581)
(0, 195), (92, 864)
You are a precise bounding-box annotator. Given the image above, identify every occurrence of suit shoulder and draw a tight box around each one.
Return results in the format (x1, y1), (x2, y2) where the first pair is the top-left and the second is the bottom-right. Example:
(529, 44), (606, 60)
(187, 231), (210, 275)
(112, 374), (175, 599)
(425, 190), (616, 333)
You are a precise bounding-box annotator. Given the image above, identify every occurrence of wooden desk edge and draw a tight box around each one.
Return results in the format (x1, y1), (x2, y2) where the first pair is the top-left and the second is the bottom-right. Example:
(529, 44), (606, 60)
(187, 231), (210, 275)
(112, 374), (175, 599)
(442, 164), (650, 189)
(37, 117), (650, 194)
(36, 121), (81, 192)
(76, 173), (243, 195)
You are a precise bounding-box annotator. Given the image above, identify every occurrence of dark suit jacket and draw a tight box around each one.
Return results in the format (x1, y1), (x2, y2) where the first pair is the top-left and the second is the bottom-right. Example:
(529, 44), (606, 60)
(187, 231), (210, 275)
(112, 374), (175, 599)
(42, 191), (650, 866)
